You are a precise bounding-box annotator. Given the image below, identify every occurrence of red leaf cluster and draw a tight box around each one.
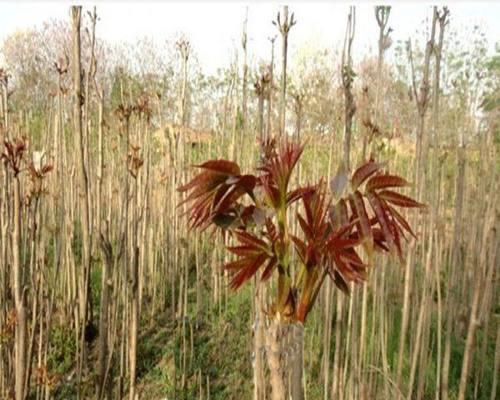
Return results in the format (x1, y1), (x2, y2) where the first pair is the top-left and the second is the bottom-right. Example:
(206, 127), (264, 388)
(178, 160), (257, 230)
(225, 222), (279, 289)
(346, 161), (424, 261)
(258, 141), (304, 208)
(1, 138), (27, 176)
(178, 139), (424, 323)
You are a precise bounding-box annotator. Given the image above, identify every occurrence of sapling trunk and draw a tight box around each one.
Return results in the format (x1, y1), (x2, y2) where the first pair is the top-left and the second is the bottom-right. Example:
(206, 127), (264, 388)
(71, 7), (92, 392)
(289, 323), (305, 400)
(13, 175), (26, 400)
(265, 319), (305, 400)
(275, 6), (296, 138)
(267, 36), (276, 139)
(97, 225), (113, 399)
(265, 319), (287, 400)
(253, 280), (267, 400)
(341, 6), (356, 171)
(242, 8), (248, 131)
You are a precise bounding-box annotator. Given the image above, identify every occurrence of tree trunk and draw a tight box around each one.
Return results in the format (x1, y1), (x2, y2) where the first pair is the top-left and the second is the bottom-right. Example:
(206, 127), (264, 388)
(267, 36), (276, 139)
(276, 6), (295, 138)
(407, 9), (437, 196)
(253, 286), (266, 400)
(264, 320), (286, 400)
(457, 186), (496, 400)
(289, 323), (304, 400)
(71, 7), (92, 393)
(368, 6), (391, 160)
(265, 318), (305, 400)
(1, 75), (8, 129)
(97, 225), (113, 400)
(241, 8), (248, 131)
(279, 8), (288, 138)
(491, 327), (500, 400)
(258, 94), (265, 143)
(442, 137), (466, 400)
(129, 178), (140, 400)
(13, 176), (26, 400)
(341, 6), (356, 171)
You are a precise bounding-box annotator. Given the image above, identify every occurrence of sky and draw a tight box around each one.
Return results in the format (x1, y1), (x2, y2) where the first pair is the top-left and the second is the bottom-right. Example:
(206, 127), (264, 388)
(0, 2), (499, 74)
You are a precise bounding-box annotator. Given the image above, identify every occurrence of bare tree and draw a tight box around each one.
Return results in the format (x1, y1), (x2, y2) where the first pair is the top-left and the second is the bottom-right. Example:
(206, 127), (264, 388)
(407, 9), (437, 196)
(341, 6), (356, 170)
(374, 6), (391, 118)
(242, 7), (249, 131)
(267, 35), (277, 139)
(274, 6), (296, 138)
(11, 140), (27, 400)
(71, 7), (93, 394)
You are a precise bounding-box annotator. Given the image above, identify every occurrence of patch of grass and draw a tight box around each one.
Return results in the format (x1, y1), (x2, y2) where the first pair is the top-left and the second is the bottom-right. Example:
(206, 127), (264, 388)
(137, 286), (253, 399)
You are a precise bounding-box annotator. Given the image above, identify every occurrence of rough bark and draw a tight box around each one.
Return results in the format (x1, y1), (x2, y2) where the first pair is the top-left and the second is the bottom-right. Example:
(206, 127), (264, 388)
(289, 323), (304, 400)
(265, 319), (287, 400)
(264, 318), (305, 400)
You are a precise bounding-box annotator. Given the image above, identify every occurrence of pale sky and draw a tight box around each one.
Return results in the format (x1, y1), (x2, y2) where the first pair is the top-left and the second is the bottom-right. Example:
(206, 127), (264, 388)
(0, 1), (499, 74)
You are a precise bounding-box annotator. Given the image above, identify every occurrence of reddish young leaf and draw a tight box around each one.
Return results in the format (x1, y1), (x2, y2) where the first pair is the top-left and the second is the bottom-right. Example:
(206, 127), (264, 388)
(260, 256), (278, 281)
(386, 204), (417, 239)
(194, 159), (240, 175)
(325, 236), (360, 251)
(229, 254), (268, 289)
(226, 174), (257, 192)
(294, 187), (331, 272)
(41, 164), (54, 174)
(327, 267), (350, 294)
(351, 161), (384, 190)
(366, 191), (395, 251)
(297, 214), (314, 241)
(286, 186), (316, 206)
(331, 251), (366, 283)
(223, 232), (271, 289)
(329, 198), (349, 230)
(223, 258), (248, 271)
(378, 190), (426, 208)
(390, 213), (404, 261)
(178, 159), (257, 230)
(259, 175), (281, 208)
(227, 245), (262, 257)
(340, 248), (366, 269)
(349, 190), (372, 248)
(290, 235), (307, 265)
(258, 140), (304, 206)
(366, 174), (409, 192)
(233, 230), (268, 252)
(212, 176), (257, 216)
